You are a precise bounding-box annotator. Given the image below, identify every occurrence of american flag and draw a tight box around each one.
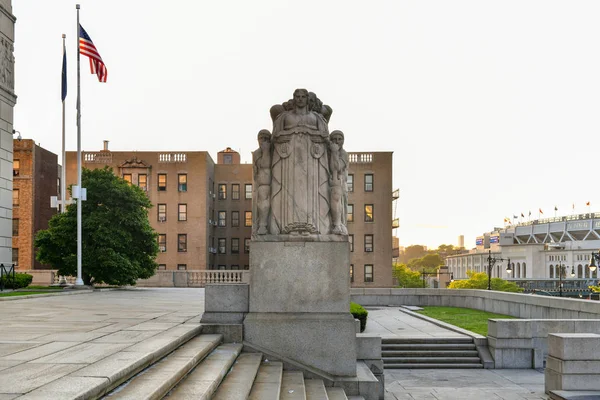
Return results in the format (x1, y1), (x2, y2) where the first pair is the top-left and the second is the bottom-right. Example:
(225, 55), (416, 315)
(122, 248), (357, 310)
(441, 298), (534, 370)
(79, 24), (107, 82)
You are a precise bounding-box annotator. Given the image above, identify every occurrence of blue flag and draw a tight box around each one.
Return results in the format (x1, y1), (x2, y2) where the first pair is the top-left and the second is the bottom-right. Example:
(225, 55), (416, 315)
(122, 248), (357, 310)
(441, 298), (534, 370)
(61, 43), (67, 101)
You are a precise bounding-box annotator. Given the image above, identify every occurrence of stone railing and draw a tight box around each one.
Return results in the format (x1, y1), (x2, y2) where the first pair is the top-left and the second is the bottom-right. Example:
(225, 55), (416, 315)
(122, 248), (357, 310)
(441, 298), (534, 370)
(350, 288), (600, 319)
(136, 270), (249, 288)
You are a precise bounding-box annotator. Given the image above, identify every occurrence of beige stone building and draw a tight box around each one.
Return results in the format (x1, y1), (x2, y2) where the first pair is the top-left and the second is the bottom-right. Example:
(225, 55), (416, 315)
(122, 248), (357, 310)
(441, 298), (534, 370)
(64, 144), (395, 287)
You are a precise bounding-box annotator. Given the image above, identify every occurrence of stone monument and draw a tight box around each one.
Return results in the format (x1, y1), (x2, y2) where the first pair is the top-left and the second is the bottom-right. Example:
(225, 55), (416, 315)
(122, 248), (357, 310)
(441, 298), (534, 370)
(244, 89), (356, 376)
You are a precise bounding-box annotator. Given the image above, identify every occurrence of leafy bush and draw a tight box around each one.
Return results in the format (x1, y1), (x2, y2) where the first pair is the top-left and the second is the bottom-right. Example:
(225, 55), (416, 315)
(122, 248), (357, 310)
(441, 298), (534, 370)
(0, 273), (33, 289)
(448, 271), (524, 292)
(393, 263), (426, 288)
(350, 301), (368, 332)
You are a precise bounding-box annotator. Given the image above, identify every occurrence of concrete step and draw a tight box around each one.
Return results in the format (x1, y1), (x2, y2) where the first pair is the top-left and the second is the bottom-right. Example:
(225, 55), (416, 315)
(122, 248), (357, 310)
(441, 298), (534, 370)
(382, 337), (472, 344)
(382, 343), (476, 351)
(212, 352), (263, 400)
(166, 343), (243, 399)
(549, 390), (600, 400)
(346, 397), (366, 400)
(248, 360), (283, 400)
(326, 386), (348, 400)
(305, 379), (328, 400)
(105, 333), (222, 399)
(384, 363), (483, 369)
(383, 350), (479, 357)
(384, 356), (481, 364)
(280, 371), (307, 399)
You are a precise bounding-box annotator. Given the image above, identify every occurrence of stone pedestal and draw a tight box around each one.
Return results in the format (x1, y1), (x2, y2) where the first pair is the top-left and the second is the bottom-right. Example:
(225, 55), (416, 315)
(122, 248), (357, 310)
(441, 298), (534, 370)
(545, 333), (600, 393)
(244, 238), (357, 376)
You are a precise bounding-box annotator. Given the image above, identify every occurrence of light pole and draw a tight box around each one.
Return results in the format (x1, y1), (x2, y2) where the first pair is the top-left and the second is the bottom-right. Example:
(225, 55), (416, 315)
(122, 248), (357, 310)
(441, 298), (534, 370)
(487, 250), (510, 290)
(556, 261), (575, 297)
(589, 251), (599, 274)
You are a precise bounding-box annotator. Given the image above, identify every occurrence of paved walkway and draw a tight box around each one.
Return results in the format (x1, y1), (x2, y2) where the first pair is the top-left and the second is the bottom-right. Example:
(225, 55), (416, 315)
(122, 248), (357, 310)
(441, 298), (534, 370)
(364, 306), (547, 400)
(0, 289), (549, 399)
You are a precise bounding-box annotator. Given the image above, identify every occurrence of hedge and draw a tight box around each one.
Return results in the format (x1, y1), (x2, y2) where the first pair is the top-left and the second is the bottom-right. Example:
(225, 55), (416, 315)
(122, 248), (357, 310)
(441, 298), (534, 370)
(0, 273), (33, 289)
(350, 301), (368, 332)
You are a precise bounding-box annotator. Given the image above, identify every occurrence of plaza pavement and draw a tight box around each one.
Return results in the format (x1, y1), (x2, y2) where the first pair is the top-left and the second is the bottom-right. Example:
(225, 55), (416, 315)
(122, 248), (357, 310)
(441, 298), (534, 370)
(0, 288), (547, 399)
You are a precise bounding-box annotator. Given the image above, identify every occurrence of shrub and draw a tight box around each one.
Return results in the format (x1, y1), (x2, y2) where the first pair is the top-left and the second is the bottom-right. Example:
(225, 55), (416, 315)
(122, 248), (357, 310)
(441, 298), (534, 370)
(0, 273), (33, 289)
(448, 271), (524, 293)
(350, 301), (368, 332)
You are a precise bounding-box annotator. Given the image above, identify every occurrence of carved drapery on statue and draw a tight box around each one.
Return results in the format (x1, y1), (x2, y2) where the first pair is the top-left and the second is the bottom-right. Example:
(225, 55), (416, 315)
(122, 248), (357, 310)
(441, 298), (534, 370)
(252, 89), (349, 237)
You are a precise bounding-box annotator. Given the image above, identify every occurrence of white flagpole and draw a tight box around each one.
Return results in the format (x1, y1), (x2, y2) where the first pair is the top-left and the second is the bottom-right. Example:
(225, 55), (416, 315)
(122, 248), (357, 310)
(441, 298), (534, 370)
(61, 34), (66, 214)
(75, 4), (84, 286)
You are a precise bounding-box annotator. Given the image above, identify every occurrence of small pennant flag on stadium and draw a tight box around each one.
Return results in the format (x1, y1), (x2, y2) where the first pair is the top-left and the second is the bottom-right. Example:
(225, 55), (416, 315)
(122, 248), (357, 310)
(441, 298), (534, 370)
(539, 208), (544, 215)
(521, 212), (524, 218)
(79, 24), (107, 82)
(587, 201), (591, 206)
(554, 206), (558, 211)
(529, 211), (531, 216)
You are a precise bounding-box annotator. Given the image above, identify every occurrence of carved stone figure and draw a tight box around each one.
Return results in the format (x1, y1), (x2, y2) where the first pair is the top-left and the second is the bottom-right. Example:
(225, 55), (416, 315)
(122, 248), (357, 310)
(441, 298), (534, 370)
(270, 89), (331, 235)
(329, 130), (348, 235)
(252, 130), (272, 235)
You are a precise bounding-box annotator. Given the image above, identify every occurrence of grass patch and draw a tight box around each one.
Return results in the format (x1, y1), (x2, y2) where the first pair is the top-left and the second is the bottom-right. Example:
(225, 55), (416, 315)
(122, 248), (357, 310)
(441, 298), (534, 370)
(0, 291), (51, 297)
(416, 306), (515, 336)
(25, 286), (64, 290)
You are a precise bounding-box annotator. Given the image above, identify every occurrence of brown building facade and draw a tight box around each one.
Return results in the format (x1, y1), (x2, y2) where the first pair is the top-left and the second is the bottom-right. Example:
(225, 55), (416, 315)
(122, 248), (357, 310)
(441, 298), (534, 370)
(12, 139), (58, 269)
(64, 144), (395, 286)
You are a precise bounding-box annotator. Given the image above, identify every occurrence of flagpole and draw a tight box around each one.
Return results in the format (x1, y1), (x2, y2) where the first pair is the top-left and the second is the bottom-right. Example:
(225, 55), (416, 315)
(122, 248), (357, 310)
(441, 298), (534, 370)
(75, 4), (84, 286)
(61, 34), (66, 214)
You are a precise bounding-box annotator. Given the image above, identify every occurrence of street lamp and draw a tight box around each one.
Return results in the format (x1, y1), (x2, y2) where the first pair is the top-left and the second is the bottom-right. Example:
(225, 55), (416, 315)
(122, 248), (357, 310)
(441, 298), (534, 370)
(487, 250), (510, 290)
(589, 251), (599, 273)
(556, 261), (575, 297)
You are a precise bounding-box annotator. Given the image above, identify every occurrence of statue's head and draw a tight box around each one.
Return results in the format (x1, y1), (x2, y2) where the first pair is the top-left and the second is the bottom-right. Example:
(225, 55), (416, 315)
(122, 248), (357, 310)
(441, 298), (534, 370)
(293, 88), (309, 108)
(330, 130), (344, 146)
(308, 92), (323, 113)
(257, 129), (271, 144)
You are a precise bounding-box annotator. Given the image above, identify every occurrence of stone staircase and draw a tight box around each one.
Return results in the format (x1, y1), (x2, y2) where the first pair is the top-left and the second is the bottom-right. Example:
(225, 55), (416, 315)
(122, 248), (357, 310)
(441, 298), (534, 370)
(382, 337), (483, 369)
(102, 331), (367, 399)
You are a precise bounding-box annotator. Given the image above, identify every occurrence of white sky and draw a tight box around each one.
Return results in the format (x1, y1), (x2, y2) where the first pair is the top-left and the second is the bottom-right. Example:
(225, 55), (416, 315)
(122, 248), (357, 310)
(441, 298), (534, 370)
(12, 0), (600, 250)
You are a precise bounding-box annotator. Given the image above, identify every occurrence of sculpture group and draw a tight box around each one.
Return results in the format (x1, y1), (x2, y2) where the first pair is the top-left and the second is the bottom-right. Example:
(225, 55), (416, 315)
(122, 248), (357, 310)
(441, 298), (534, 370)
(252, 89), (348, 236)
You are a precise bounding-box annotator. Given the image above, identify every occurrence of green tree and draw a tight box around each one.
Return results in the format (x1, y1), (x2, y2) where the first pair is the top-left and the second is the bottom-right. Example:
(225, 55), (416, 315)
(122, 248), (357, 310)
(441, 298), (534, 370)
(407, 253), (444, 272)
(448, 271), (524, 293)
(393, 263), (426, 288)
(35, 167), (158, 286)
(401, 245), (428, 263)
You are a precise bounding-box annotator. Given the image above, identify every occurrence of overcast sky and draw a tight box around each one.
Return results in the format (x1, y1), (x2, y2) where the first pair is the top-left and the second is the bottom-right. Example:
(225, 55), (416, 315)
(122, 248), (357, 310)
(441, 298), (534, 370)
(12, 1), (600, 250)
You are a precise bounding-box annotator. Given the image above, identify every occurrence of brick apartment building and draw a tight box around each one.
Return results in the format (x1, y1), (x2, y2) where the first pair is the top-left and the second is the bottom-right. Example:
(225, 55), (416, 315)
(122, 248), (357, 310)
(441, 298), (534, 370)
(12, 139), (58, 269)
(63, 142), (395, 287)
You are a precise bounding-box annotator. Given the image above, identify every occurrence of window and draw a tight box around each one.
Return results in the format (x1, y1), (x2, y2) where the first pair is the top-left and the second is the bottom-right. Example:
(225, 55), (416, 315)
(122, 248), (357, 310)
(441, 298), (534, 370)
(178, 174), (187, 192)
(158, 204), (166, 222)
(123, 174), (132, 184)
(218, 184), (227, 200)
(244, 265), (249, 270)
(347, 204), (354, 222)
(364, 174), (373, 192)
(364, 235), (374, 252)
(177, 264), (187, 271)
(350, 264), (354, 283)
(218, 211), (226, 227)
(364, 204), (374, 222)
(178, 204), (187, 221)
(158, 234), (167, 252)
(13, 159), (19, 176)
(364, 265), (374, 282)
(158, 174), (167, 191)
(244, 238), (250, 253)
(232, 211), (240, 227)
(232, 184), (240, 200)
(12, 248), (18, 266)
(138, 174), (147, 191)
(12, 219), (18, 236)
(245, 184), (253, 199)
(12, 189), (19, 206)
(245, 211), (252, 227)
(218, 238), (226, 254)
(231, 238), (240, 254)
(347, 174), (353, 192)
(178, 234), (187, 252)
(223, 154), (233, 164)
(231, 265), (240, 270)
(218, 265), (226, 270)
(158, 264), (166, 270)
(349, 234), (354, 252)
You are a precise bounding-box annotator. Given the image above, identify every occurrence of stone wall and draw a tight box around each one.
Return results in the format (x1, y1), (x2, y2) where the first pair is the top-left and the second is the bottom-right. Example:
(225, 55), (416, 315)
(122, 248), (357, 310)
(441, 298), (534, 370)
(350, 288), (600, 319)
